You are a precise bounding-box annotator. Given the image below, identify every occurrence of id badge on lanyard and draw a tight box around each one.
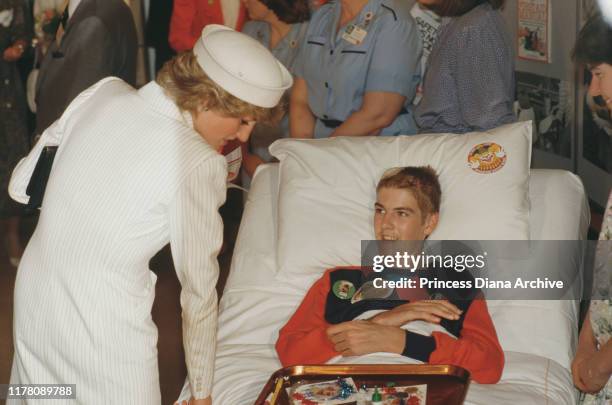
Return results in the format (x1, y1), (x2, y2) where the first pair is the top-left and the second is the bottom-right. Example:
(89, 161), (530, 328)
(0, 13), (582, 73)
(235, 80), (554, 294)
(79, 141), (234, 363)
(341, 11), (374, 45)
(341, 24), (367, 45)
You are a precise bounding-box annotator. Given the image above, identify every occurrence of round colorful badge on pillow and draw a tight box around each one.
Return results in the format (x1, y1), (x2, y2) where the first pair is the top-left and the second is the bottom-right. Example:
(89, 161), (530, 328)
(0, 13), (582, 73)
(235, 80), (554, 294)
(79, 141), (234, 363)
(468, 143), (507, 174)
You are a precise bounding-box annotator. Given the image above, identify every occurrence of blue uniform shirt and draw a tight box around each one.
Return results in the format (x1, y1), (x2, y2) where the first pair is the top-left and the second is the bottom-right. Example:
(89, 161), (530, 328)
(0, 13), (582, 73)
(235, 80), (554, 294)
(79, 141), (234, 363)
(242, 21), (309, 141)
(294, 0), (422, 138)
(242, 21), (309, 75)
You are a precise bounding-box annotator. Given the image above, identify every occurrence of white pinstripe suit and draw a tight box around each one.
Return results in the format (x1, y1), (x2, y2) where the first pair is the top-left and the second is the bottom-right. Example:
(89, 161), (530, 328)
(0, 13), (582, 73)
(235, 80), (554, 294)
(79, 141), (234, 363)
(9, 78), (226, 403)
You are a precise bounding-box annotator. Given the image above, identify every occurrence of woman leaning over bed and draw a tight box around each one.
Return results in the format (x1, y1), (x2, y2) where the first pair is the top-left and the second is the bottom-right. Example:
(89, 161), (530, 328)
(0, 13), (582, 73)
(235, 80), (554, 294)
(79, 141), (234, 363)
(571, 14), (612, 405)
(8, 25), (291, 405)
(415, 0), (515, 134)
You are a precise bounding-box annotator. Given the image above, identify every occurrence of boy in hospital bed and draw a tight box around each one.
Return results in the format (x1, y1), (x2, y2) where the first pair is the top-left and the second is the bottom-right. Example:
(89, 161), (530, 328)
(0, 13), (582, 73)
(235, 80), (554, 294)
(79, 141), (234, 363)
(275, 167), (504, 384)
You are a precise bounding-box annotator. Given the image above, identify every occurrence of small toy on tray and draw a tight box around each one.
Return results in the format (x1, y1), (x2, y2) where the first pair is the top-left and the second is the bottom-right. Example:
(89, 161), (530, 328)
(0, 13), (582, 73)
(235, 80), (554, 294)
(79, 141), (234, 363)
(364, 384), (427, 405)
(286, 377), (359, 404)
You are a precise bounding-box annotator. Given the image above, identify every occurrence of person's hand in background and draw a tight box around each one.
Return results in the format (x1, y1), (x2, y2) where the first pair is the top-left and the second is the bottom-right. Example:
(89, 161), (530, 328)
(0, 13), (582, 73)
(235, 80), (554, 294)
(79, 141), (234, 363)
(3, 41), (25, 62)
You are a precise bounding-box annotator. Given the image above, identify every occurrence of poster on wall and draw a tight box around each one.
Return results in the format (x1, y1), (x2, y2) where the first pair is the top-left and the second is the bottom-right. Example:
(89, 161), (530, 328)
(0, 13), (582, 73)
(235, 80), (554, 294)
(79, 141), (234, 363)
(517, 0), (551, 63)
(514, 71), (572, 158)
(410, 4), (442, 105)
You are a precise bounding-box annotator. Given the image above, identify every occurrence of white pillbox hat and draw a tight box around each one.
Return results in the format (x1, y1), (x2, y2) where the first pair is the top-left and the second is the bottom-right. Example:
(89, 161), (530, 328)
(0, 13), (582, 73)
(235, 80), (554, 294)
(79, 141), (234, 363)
(193, 24), (293, 108)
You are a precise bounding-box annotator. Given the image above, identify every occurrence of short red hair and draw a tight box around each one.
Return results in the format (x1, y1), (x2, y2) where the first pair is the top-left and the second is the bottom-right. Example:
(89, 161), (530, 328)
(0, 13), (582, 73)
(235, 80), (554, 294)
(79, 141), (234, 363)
(376, 166), (441, 217)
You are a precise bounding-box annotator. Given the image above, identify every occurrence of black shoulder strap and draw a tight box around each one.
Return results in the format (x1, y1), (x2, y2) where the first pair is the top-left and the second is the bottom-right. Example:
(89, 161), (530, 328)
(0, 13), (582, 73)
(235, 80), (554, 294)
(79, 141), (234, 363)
(26, 146), (58, 210)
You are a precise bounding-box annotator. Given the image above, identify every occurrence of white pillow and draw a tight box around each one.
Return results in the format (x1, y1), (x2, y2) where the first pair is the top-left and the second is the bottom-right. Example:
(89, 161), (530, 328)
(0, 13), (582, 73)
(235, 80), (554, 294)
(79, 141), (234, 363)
(269, 122), (532, 284)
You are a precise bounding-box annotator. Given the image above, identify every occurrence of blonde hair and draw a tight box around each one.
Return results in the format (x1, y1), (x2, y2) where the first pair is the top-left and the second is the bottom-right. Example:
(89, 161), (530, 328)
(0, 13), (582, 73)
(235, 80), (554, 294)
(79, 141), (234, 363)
(156, 52), (285, 125)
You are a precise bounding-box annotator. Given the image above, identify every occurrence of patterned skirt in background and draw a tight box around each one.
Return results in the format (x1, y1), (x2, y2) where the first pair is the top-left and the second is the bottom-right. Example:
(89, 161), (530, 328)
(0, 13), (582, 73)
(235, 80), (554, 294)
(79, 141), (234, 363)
(581, 191), (612, 405)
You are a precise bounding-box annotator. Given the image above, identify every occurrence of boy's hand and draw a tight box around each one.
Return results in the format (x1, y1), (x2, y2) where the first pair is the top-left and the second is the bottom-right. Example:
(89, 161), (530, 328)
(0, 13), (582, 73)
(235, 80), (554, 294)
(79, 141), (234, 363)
(326, 320), (405, 356)
(370, 300), (462, 327)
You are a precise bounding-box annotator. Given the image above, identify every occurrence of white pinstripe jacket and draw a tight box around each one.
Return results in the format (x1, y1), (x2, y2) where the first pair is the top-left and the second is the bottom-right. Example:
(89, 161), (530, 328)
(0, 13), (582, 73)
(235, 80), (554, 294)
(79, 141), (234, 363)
(9, 77), (225, 402)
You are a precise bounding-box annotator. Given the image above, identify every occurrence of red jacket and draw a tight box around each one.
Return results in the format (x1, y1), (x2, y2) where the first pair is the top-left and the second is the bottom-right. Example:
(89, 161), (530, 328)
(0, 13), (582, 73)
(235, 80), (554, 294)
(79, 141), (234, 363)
(276, 267), (505, 384)
(169, 0), (248, 52)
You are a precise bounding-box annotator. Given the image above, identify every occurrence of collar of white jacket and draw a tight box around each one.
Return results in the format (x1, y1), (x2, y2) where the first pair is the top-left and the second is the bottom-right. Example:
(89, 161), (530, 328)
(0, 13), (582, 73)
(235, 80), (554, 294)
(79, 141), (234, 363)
(193, 25), (293, 108)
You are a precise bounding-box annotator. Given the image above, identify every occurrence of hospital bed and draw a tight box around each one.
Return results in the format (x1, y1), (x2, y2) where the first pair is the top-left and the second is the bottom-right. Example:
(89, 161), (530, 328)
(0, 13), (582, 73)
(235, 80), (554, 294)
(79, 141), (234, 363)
(183, 164), (590, 404)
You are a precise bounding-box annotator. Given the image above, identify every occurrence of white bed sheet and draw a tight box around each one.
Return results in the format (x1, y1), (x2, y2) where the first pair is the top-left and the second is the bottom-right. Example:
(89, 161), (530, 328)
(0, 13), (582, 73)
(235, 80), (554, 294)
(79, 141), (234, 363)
(190, 165), (589, 404)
